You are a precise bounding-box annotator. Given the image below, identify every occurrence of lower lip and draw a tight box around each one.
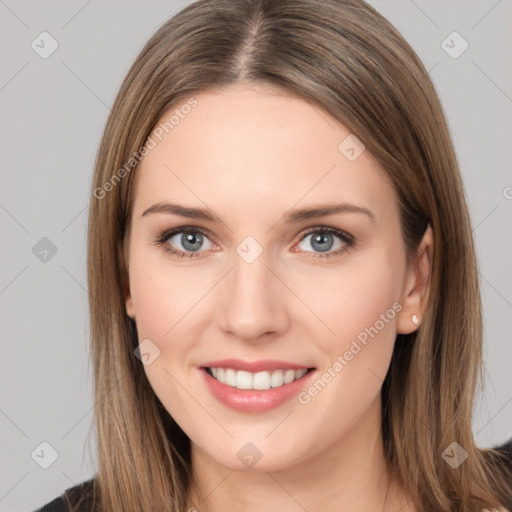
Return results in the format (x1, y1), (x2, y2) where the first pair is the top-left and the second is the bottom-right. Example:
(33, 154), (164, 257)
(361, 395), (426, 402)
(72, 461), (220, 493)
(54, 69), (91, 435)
(200, 367), (317, 413)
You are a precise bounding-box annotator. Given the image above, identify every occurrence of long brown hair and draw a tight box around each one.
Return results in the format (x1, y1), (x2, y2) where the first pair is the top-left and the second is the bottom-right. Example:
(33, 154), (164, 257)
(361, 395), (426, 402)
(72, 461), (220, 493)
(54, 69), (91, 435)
(82, 0), (512, 510)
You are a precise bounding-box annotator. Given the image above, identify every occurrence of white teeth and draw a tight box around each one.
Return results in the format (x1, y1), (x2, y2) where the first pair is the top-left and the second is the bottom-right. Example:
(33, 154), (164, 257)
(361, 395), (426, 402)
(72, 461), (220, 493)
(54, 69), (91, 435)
(270, 370), (284, 387)
(296, 368), (307, 379)
(225, 368), (237, 386)
(253, 371), (271, 390)
(208, 367), (310, 390)
(236, 370), (253, 389)
(284, 369), (296, 384)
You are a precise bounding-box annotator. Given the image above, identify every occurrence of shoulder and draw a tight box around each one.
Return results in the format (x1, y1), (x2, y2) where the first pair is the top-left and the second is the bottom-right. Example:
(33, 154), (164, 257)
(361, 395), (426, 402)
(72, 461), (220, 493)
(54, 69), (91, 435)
(490, 437), (512, 510)
(32, 478), (99, 512)
(493, 436), (512, 467)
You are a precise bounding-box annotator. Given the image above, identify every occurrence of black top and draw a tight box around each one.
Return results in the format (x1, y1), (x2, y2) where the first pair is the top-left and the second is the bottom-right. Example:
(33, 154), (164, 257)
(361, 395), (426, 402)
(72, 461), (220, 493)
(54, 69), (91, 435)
(33, 437), (512, 511)
(33, 477), (98, 512)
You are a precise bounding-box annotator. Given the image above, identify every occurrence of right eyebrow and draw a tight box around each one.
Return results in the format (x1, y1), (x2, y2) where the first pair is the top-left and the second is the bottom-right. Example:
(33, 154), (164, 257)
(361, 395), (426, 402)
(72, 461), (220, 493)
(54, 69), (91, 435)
(141, 202), (218, 221)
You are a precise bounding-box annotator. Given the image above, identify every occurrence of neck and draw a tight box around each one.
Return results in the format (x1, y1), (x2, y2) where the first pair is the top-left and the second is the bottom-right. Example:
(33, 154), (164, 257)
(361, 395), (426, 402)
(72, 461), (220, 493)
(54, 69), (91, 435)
(185, 395), (415, 512)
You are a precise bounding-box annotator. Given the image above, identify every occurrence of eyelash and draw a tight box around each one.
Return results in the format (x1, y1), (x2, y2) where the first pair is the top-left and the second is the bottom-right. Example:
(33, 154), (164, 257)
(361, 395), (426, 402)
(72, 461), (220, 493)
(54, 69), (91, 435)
(152, 226), (356, 260)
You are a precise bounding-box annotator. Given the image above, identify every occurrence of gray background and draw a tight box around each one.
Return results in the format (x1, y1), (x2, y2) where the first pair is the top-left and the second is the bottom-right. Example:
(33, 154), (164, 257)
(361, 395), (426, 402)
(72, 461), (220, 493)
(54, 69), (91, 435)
(0, 1), (511, 510)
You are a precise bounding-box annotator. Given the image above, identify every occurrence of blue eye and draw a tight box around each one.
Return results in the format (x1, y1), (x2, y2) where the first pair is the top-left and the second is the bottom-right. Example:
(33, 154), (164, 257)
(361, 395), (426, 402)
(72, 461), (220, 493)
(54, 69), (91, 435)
(154, 228), (215, 259)
(297, 226), (354, 258)
(153, 226), (355, 259)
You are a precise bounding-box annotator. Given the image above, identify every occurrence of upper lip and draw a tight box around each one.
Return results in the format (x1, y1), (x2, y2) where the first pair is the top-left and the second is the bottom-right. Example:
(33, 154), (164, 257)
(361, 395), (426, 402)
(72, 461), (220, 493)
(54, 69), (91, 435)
(201, 358), (315, 373)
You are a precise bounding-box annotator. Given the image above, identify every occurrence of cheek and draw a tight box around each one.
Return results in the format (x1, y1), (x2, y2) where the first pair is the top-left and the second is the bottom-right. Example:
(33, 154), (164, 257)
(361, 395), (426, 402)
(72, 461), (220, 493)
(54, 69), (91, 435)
(128, 237), (205, 338)
(294, 257), (401, 432)
(291, 248), (404, 417)
(128, 250), (204, 424)
(293, 247), (403, 353)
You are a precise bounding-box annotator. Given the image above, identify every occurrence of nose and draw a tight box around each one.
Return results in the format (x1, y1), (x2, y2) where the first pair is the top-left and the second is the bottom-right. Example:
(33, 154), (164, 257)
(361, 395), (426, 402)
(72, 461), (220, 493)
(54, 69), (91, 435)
(216, 245), (290, 344)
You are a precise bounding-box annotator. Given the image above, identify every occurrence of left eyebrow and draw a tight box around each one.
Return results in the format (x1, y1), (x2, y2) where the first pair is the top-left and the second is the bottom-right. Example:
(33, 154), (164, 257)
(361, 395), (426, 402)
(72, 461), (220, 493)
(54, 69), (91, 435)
(282, 203), (375, 224)
(141, 201), (375, 224)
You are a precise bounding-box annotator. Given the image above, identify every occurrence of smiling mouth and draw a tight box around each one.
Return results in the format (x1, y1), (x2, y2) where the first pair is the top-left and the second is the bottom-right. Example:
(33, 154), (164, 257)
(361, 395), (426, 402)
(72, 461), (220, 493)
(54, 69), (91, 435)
(203, 366), (316, 391)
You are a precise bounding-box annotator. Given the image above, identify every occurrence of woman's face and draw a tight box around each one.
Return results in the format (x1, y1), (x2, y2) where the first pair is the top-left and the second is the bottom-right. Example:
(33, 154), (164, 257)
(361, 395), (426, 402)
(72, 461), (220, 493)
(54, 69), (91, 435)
(124, 83), (425, 472)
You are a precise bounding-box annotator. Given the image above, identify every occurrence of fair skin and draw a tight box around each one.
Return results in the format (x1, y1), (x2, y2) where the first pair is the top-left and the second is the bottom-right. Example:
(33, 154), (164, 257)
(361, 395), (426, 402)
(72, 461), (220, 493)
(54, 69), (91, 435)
(124, 83), (432, 512)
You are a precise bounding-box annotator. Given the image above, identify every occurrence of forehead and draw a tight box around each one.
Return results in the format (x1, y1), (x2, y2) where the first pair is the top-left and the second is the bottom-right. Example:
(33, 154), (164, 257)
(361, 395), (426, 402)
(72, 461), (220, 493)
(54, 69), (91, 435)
(132, 85), (397, 226)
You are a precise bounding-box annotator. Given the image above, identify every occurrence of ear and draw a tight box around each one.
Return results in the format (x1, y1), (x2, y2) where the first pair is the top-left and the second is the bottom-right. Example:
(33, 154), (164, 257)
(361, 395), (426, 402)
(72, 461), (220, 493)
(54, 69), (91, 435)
(396, 224), (433, 334)
(125, 291), (135, 319)
(122, 271), (135, 319)
(119, 237), (135, 319)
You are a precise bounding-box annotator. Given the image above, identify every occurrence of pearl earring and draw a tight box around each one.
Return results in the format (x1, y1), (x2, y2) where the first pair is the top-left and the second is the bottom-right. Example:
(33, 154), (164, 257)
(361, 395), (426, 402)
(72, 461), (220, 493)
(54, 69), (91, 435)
(411, 314), (418, 326)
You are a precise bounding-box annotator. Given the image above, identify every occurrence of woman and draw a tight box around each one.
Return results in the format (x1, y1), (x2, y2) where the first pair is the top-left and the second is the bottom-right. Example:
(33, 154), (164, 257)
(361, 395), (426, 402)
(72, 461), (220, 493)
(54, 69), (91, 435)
(34, 0), (512, 510)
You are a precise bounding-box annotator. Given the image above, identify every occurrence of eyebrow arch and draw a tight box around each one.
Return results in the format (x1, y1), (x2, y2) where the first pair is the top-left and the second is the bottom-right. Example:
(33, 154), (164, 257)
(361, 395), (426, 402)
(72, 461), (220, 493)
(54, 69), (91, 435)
(283, 203), (375, 223)
(141, 201), (375, 224)
(141, 202), (219, 221)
